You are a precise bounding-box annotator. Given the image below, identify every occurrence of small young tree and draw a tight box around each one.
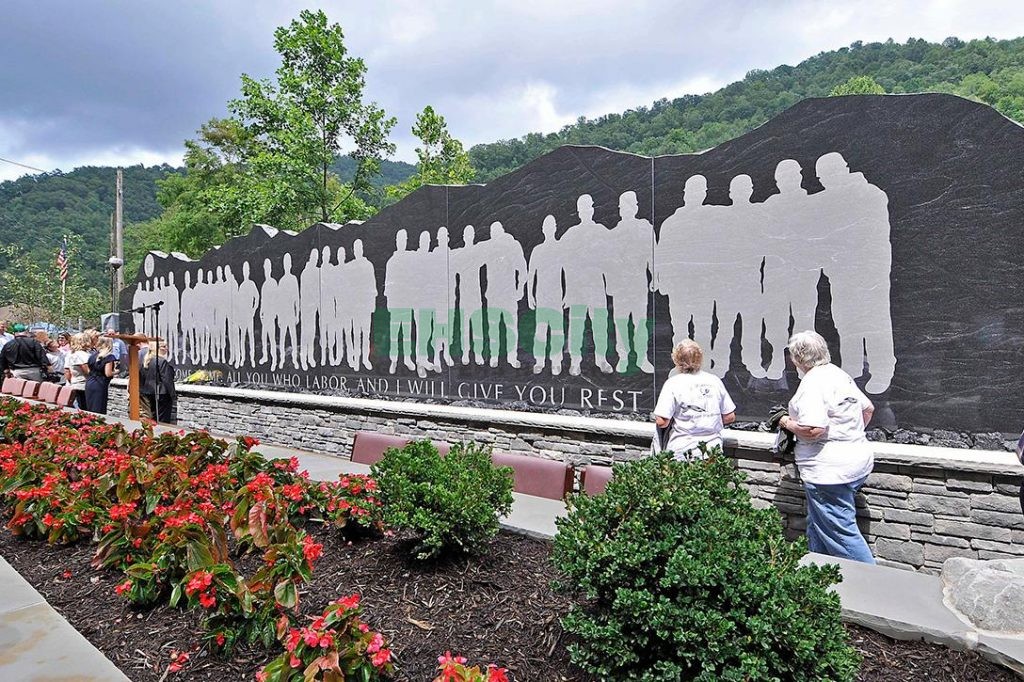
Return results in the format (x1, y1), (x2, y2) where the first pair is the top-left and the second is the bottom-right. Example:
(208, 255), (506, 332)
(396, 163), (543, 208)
(385, 105), (475, 204)
(830, 75), (887, 96)
(230, 9), (396, 225)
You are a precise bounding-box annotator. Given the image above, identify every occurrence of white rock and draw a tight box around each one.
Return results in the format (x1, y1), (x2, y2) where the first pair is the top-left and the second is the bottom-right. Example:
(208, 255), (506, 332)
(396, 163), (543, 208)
(942, 557), (1024, 635)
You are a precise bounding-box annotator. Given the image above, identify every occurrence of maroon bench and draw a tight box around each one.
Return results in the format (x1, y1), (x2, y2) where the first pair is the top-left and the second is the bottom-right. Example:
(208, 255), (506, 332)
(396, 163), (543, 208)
(56, 385), (74, 407)
(580, 464), (614, 496)
(491, 451), (573, 500)
(350, 431), (451, 466)
(36, 382), (60, 403)
(1, 377), (26, 396)
(20, 380), (40, 399)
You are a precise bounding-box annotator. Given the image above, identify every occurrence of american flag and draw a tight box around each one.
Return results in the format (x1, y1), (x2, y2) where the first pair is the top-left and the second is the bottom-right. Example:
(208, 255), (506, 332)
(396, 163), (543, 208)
(56, 237), (69, 283)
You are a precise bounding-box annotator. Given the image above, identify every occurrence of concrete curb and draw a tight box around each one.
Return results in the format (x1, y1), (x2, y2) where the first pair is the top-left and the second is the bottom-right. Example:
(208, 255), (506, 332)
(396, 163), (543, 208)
(0, 556), (130, 681)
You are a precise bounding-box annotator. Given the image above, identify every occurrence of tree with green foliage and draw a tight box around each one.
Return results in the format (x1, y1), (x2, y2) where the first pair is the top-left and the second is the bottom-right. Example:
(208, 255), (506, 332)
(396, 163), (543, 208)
(385, 105), (475, 204)
(125, 10), (401, 268)
(0, 236), (106, 327)
(230, 9), (396, 224)
(830, 75), (887, 96)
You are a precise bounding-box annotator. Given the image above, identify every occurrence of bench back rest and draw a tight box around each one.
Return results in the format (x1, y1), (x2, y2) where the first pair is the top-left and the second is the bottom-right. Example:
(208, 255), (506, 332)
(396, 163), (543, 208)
(351, 432), (411, 466)
(20, 380), (40, 398)
(1, 377), (25, 395)
(36, 382), (61, 403)
(581, 464), (614, 496)
(56, 385), (75, 407)
(490, 451), (573, 500)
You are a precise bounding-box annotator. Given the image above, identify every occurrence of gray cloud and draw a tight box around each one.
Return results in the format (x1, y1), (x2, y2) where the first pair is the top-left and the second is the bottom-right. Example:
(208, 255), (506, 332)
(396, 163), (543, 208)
(1, 0), (1022, 180)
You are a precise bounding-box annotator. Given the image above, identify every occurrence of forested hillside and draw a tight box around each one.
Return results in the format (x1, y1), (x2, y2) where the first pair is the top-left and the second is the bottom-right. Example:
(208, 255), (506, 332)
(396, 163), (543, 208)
(469, 36), (1024, 180)
(0, 165), (174, 292)
(0, 158), (416, 293)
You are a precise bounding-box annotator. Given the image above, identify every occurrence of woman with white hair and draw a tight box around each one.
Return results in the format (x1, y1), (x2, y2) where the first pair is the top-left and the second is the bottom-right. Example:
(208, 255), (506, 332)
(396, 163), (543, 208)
(653, 340), (736, 459)
(781, 330), (875, 563)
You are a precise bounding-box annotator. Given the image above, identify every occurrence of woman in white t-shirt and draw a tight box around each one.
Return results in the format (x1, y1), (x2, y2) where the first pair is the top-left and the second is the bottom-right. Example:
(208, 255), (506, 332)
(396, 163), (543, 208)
(653, 340), (736, 460)
(63, 333), (91, 409)
(780, 330), (875, 564)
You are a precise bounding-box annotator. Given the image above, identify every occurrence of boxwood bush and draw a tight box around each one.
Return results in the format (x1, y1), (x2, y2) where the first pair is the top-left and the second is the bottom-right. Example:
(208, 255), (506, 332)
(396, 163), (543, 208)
(552, 450), (859, 681)
(371, 440), (514, 560)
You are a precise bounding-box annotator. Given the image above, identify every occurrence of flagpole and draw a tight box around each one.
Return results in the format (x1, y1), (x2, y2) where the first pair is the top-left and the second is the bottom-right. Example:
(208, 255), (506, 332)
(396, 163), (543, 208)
(61, 278), (66, 320)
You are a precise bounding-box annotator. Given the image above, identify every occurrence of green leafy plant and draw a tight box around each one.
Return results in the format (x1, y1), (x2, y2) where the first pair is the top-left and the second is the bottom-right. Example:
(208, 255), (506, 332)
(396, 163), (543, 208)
(372, 441), (513, 560)
(433, 652), (510, 682)
(257, 594), (394, 682)
(552, 450), (860, 681)
(0, 399), (375, 652)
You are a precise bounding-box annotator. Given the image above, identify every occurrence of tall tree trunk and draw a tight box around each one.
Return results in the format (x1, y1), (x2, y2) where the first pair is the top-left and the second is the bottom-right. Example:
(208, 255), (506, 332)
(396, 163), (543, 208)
(321, 161), (329, 222)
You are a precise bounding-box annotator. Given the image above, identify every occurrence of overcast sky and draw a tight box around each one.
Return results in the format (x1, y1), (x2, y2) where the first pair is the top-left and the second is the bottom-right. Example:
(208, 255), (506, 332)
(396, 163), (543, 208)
(1, 0), (1022, 182)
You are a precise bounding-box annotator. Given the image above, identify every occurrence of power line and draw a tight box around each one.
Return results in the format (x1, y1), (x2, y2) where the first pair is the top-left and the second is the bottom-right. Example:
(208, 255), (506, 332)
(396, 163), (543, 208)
(0, 156), (50, 175)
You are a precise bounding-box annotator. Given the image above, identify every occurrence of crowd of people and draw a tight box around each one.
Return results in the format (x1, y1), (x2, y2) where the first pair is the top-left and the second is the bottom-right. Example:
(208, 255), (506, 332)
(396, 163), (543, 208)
(654, 330), (878, 565)
(0, 321), (177, 424)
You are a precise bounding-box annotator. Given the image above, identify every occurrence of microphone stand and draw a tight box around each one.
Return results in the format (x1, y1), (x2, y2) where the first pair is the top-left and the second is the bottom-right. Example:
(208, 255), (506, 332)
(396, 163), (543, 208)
(152, 301), (163, 424)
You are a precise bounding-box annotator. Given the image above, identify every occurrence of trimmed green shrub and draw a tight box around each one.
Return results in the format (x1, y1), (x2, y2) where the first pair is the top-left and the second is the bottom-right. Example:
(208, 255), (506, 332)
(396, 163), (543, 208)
(552, 450), (859, 681)
(371, 440), (514, 560)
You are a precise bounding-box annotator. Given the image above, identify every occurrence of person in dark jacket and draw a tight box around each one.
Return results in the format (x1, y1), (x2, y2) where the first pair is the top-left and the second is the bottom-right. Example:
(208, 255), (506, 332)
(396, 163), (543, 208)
(84, 338), (117, 414)
(140, 342), (177, 424)
(0, 328), (49, 380)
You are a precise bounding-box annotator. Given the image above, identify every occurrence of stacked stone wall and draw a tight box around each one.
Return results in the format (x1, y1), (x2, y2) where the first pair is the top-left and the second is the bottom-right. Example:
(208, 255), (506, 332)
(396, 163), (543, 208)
(109, 384), (1024, 573)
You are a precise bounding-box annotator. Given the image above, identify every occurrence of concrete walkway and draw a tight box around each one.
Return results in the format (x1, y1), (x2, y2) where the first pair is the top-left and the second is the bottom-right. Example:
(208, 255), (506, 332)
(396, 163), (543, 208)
(0, 556), (129, 681)
(1, 409), (1022, 679)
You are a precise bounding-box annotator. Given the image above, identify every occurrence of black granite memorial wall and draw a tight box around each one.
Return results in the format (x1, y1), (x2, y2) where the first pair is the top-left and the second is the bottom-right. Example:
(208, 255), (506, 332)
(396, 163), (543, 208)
(121, 93), (1024, 433)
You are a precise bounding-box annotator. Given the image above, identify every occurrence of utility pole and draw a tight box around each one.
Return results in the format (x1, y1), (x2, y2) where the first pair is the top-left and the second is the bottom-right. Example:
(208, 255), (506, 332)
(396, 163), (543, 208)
(115, 168), (124, 296)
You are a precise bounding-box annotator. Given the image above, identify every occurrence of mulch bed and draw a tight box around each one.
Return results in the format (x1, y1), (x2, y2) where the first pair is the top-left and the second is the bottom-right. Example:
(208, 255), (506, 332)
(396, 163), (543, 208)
(0, 527), (1017, 682)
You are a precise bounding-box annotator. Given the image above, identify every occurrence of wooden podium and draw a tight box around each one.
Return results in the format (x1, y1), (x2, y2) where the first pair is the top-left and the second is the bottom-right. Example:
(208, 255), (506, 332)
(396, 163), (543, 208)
(112, 333), (157, 420)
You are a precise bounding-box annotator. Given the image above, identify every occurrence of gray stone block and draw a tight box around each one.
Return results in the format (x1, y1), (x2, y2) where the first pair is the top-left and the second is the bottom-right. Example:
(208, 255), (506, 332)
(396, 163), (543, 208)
(865, 472), (913, 492)
(866, 494), (909, 509)
(970, 539), (1024, 555)
(883, 508), (934, 526)
(744, 470), (780, 485)
(924, 543), (978, 563)
(859, 506), (884, 521)
(906, 494), (970, 516)
(942, 557), (1024, 633)
(971, 494), (1024, 514)
(969, 509), (1024, 530)
(912, 482), (968, 498)
(875, 537), (924, 566)
(912, 532), (970, 548)
(946, 476), (993, 493)
(933, 519), (1012, 542)
(995, 482), (1023, 496)
(736, 459), (781, 472)
(868, 521), (912, 540)
(861, 486), (909, 499)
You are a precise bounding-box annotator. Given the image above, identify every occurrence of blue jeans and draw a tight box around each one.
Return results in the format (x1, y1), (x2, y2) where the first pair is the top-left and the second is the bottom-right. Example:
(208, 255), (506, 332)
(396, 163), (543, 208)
(804, 476), (875, 564)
